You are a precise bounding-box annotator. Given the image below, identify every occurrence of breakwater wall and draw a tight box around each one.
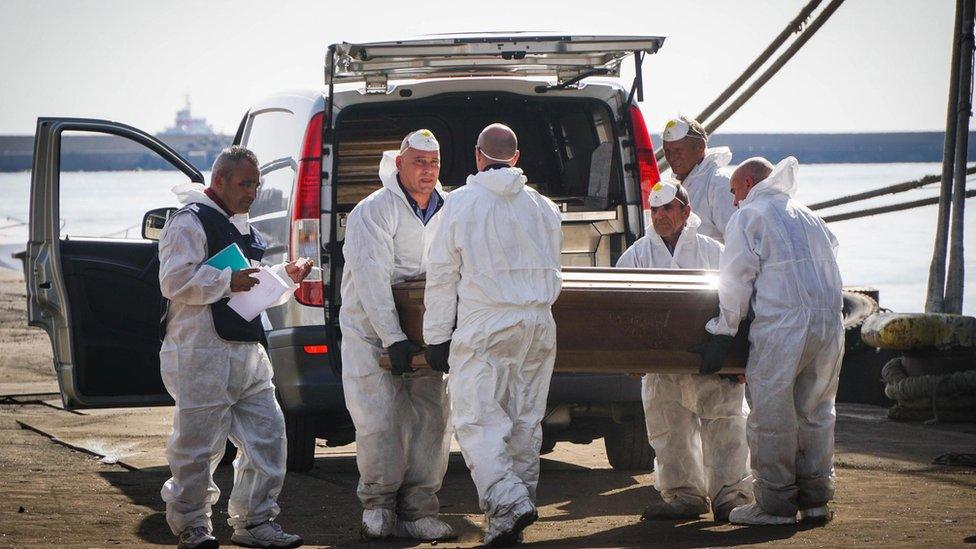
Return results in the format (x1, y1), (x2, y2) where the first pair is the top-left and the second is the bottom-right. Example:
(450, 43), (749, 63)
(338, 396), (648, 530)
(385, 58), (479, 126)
(1, 132), (972, 172)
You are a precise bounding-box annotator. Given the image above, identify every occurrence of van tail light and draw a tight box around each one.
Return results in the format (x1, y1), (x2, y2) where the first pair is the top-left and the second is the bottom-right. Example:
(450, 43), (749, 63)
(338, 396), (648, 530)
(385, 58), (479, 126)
(290, 111), (324, 307)
(628, 105), (662, 209)
(303, 344), (329, 354)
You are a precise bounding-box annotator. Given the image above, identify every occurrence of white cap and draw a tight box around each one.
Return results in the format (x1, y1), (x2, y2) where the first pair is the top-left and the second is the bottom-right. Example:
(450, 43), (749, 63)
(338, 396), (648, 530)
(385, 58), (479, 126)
(400, 129), (440, 152)
(662, 117), (707, 142)
(662, 118), (689, 142)
(648, 181), (680, 207)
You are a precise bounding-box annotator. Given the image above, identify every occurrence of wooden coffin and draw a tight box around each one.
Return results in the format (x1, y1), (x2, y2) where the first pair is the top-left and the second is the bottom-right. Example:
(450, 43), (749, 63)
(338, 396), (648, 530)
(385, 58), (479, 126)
(383, 266), (749, 374)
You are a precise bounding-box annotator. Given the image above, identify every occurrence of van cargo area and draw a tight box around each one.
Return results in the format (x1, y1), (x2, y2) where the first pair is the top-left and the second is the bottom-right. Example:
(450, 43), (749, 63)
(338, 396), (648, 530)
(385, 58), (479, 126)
(333, 92), (634, 268)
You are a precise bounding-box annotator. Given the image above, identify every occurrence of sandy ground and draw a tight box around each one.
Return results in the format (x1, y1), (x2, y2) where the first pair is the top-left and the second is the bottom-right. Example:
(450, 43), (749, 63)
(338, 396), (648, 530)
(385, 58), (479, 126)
(1, 266), (975, 548)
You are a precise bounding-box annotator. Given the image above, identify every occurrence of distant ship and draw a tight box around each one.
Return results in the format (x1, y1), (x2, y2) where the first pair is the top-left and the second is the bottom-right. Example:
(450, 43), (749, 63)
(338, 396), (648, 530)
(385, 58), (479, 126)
(160, 95), (215, 136)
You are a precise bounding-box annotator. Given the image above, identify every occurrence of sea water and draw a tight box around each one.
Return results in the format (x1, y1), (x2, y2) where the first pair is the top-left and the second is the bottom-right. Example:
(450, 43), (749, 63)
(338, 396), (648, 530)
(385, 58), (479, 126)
(1, 163), (974, 314)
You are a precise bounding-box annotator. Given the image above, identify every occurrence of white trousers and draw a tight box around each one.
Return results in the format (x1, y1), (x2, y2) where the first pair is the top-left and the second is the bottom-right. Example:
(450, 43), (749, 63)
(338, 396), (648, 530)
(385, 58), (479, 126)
(746, 310), (844, 516)
(448, 308), (556, 519)
(643, 373), (752, 509)
(160, 343), (286, 534)
(341, 334), (452, 520)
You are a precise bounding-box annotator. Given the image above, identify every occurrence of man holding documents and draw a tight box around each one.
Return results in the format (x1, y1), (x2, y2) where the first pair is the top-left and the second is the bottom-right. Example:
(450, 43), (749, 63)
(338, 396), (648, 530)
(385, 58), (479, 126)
(158, 146), (310, 549)
(338, 130), (454, 541)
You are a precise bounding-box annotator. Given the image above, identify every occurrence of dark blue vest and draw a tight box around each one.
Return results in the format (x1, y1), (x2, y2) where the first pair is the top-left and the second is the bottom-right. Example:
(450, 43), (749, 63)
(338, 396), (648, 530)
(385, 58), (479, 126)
(161, 203), (268, 343)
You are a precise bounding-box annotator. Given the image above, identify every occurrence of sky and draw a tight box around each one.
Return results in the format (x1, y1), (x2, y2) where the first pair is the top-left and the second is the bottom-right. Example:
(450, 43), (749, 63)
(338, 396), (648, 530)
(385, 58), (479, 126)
(0, 0), (958, 135)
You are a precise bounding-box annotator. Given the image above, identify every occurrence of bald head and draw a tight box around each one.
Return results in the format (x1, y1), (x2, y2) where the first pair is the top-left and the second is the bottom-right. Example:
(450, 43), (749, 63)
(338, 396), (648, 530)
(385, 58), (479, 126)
(736, 157), (774, 182)
(476, 123), (520, 170)
(729, 157), (774, 207)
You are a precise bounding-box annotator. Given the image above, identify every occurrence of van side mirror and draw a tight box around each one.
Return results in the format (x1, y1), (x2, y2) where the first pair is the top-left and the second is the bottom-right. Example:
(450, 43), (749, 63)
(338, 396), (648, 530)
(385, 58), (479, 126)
(142, 207), (178, 241)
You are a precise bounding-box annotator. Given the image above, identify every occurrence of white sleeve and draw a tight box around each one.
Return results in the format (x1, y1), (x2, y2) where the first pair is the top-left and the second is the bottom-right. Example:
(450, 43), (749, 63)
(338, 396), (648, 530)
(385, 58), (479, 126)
(343, 202), (406, 347)
(158, 212), (232, 305)
(423, 199), (462, 345)
(706, 211), (759, 336)
(709, 171), (737, 239)
(826, 221), (840, 258)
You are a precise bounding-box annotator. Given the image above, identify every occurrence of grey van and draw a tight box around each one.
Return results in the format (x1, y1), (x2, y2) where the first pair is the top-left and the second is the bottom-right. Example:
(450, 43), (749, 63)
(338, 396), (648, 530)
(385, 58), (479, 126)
(26, 34), (666, 472)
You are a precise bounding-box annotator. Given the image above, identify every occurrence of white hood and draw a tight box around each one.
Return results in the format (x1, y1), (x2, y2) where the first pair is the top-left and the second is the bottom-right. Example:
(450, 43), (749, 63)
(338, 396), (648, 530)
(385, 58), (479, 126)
(674, 146), (732, 183)
(466, 166), (526, 197)
(703, 147), (733, 168)
(170, 182), (250, 234)
(742, 156), (799, 205)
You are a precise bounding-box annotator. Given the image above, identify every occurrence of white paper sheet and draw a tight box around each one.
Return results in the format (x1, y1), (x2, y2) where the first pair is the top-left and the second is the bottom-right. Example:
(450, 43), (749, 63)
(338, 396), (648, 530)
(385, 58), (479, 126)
(227, 266), (291, 322)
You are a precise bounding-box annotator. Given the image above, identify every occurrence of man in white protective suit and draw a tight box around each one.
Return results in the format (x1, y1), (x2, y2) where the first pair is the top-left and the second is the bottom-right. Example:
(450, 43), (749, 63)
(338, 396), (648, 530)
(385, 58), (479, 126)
(616, 181), (753, 523)
(423, 123), (563, 547)
(661, 116), (737, 241)
(338, 129), (455, 542)
(158, 146), (311, 549)
(696, 156), (844, 526)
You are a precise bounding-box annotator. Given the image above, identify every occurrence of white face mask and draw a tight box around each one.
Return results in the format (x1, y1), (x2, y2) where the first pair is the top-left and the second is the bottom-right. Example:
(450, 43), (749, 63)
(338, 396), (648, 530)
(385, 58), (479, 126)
(662, 118), (691, 142)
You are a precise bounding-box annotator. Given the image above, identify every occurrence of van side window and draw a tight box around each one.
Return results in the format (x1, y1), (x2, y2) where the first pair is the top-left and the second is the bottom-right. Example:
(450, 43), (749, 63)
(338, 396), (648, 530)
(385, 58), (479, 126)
(242, 110), (299, 258)
(56, 131), (183, 240)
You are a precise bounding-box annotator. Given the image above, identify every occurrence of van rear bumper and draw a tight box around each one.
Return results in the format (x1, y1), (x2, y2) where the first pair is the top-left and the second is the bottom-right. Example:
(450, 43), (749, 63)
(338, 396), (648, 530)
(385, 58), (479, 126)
(547, 371), (642, 406)
(266, 326), (345, 414)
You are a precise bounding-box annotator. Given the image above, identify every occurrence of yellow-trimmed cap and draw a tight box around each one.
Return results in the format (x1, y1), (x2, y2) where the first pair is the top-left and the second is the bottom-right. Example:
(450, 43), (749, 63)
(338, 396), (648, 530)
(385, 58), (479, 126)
(400, 129), (440, 152)
(662, 118), (690, 142)
(648, 181), (680, 207)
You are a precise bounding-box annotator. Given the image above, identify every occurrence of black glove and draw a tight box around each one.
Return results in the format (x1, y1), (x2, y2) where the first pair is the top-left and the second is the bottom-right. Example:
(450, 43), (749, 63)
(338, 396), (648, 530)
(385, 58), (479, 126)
(689, 334), (735, 375)
(425, 340), (452, 374)
(387, 339), (421, 376)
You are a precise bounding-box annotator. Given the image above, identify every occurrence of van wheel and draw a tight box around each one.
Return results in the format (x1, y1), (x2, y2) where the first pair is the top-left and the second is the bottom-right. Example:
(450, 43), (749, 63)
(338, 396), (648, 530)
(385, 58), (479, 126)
(285, 412), (316, 472)
(604, 413), (655, 471)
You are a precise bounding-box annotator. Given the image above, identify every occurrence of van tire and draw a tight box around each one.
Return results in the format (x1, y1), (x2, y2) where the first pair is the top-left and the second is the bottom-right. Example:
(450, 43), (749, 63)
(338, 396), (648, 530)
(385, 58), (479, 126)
(285, 412), (316, 472)
(604, 413), (655, 471)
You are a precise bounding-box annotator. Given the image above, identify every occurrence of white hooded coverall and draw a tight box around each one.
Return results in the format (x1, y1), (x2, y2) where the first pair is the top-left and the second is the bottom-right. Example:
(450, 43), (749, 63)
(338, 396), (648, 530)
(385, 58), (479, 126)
(706, 157), (844, 517)
(158, 184), (296, 534)
(338, 151), (452, 520)
(616, 213), (752, 511)
(423, 166), (563, 520)
(675, 147), (737, 242)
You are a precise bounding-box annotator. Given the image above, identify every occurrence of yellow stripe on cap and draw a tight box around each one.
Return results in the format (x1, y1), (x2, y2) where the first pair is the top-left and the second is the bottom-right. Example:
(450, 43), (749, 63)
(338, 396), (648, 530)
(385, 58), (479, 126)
(401, 129), (440, 152)
(648, 181), (679, 207)
(662, 118), (690, 142)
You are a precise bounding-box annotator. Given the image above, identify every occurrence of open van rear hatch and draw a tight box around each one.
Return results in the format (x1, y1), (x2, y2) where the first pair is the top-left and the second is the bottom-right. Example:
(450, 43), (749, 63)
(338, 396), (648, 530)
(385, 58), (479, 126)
(326, 33), (665, 92)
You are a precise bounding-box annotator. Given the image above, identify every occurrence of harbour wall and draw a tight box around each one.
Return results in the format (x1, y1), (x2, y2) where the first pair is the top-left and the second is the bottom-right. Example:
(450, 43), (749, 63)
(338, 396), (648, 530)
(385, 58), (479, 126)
(0, 132), (972, 172)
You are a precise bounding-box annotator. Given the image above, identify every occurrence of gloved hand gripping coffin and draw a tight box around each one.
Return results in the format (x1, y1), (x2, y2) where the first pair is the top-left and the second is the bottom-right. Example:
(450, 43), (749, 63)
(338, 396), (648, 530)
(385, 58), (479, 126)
(382, 267), (749, 374)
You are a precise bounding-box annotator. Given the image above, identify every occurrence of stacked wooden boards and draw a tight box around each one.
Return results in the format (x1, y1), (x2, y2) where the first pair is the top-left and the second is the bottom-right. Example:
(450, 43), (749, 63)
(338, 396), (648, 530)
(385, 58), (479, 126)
(385, 267), (749, 374)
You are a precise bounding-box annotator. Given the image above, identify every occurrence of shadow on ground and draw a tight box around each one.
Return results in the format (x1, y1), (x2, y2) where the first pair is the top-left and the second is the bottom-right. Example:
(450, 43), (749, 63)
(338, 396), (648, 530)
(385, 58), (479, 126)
(95, 405), (976, 547)
(99, 450), (813, 548)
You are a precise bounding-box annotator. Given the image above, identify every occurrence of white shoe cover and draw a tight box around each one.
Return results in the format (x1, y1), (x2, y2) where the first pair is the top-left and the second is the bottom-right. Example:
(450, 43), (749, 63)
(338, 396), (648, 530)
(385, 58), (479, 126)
(230, 521), (302, 548)
(360, 509), (396, 539)
(799, 505), (833, 524)
(485, 500), (538, 547)
(394, 516), (455, 541)
(728, 502), (796, 526)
